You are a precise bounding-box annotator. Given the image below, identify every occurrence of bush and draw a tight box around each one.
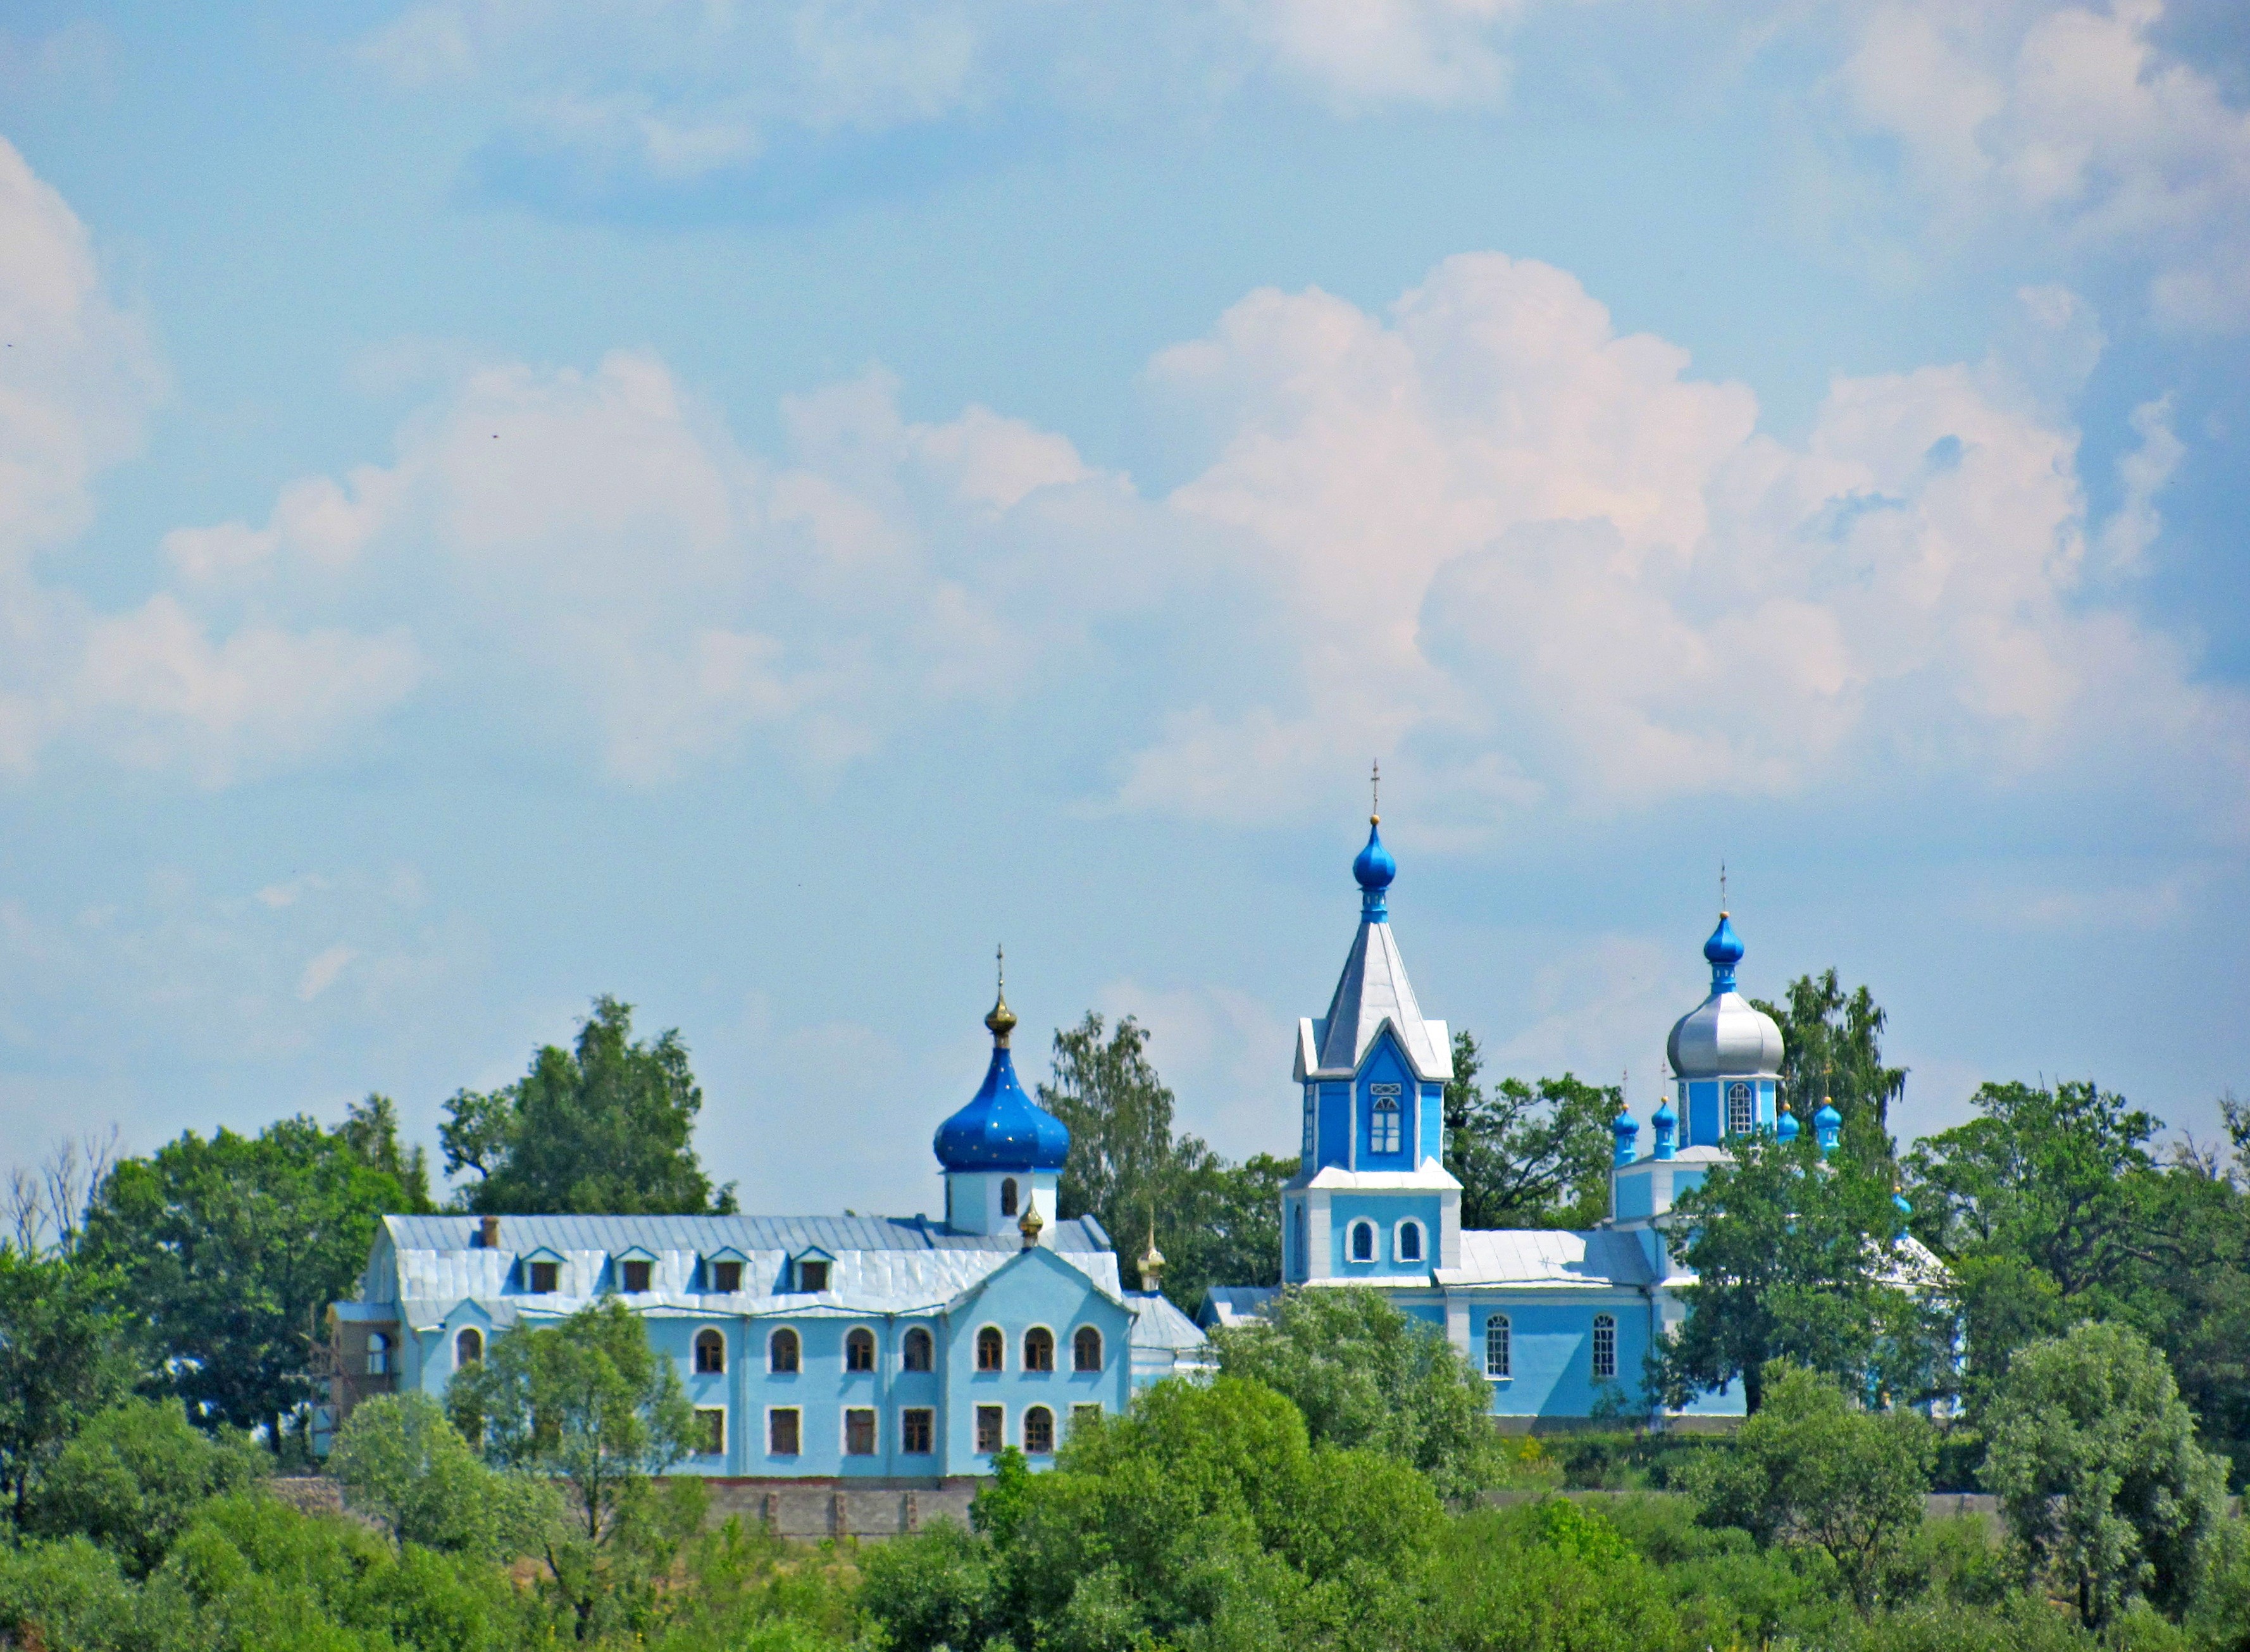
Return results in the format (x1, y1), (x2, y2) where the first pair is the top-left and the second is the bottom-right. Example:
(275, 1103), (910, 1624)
(28, 1398), (270, 1577)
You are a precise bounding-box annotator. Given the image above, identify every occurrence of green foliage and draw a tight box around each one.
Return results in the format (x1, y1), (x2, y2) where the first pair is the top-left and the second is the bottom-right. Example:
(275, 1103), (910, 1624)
(335, 1094), (437, 1214)
(1677, 1362), (1936, 1613)
(1037, 1011), (1288, 1309)
(1419, 1500), (1686, 1652)
(1442, 1033), (1618, 1230)
(1208, 1286), (1498, 1504)
(1656, 1126), (1941, 1413)
(79, 1112), (416, 1450)
(1752, 969), (1909, 1154)
(1984, 1319), (2228, 1629)
(439, 995), (737, 1216)
(447, 1297), (700, 1639)
(330, 1393), (557, 1561)
(27, 1398), (268, 1576)
(0, 1245), (133, 1525)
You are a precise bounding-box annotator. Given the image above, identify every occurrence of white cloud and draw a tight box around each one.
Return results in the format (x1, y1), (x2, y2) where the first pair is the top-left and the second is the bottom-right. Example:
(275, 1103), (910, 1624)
(1842, 0), (2250, 328)
(0, 139), (421, 785)
(297, 943), (359, 1002)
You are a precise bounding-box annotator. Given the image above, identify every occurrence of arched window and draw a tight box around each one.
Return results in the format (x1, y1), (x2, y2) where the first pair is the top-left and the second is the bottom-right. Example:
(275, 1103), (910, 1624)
(1000, 1177), (1019, 1216)
(1072, 1326), (1102, 1372)
(976, 1325), (1004, 1372)
(1023, 1405), (1055, 1455)
(1369, 1086), (1402, 1154)
(1291, 1205), (1307, 1279)
(902, 1327), (934, 1372)
(1591, 1314), (1617, 1379)
(1350, 1220), (1376, 1262)
(1485, 1315), (1511, 1377)
(454, 1327), (482, 1368)
(1396, 1222), (1422, 1263)
(366, 1331), (390, 1376)
(1727, 1082), (1753, 1137)
(1024, 1327), (1055, 1372)
(694, 1329), (726, 1374)
(769, 1327), (800, 1374)
(845, 1328), (876, 1372)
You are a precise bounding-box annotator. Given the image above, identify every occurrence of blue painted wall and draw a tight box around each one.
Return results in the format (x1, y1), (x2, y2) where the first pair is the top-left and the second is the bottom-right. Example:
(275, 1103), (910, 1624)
(1467, 1296), (1646, 1418)
(1329, 1191), (1442, 1274)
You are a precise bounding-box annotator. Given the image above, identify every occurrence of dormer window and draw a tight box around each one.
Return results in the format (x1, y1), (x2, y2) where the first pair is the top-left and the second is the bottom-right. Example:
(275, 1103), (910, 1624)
(794, 1251), (832, 1293)
(711, 1260), (742, 1293)
(1369, 1084), (1402, 1154)
(522, 1248), (564, 1295)
(621, 1260), (652, 1293)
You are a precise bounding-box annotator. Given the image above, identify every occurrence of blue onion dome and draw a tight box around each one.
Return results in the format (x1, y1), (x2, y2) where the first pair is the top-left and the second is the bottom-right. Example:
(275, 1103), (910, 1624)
(1612, 1108), (1639, 1141)
(1776, 1103), (1800, 1144)
(1893, 1186), (1913, 1216)
(1703, 912), (1744, 969)
(1815, 1100), (1843, 1131)
(932, 981), (1072, 1172)
(1651, 1097), (1677, 1134)
(1353, 818), (1396, 891)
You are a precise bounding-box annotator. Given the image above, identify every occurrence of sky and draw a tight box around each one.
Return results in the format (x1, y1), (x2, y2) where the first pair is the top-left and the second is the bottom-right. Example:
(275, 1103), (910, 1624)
(1, 0), (2246, 1220)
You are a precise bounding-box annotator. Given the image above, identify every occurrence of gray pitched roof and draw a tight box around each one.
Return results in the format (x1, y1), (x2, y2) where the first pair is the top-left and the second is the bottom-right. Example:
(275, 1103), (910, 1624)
(383, 1212), (1110, 1255)
(1126, 1291), (1209, 1352)
(1298, 918), (1451, 1081)
(1436, 1227), (1656, 1289)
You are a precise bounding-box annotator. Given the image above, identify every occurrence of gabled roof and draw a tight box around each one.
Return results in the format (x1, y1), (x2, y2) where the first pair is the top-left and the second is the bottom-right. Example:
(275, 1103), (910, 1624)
(1298, 916), (1451, 1082)
(1434, 1227), (1658, 1289)
(1126, 1291), (1209, 1352)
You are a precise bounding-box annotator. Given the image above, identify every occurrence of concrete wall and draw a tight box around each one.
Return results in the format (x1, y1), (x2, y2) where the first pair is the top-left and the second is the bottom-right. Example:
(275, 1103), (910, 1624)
(698, 1477), (981, 1541)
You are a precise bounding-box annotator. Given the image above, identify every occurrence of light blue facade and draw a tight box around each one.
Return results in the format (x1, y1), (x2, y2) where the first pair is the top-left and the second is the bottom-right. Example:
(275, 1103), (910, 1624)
(327, 984), (1208, 1477)
(1228, 816), (1816, 1427)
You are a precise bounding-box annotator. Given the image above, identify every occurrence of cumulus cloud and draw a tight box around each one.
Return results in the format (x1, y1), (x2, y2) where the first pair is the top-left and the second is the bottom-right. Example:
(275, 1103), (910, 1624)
(1842, 0), (2250, 328)
(0, 139), (420, 784)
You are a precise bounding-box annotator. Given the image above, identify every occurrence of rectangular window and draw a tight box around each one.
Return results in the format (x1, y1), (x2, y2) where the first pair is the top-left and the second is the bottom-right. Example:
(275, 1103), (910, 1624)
(527, 1261), (559, 1294)
(710, 1260), (742, 1293)
(845, 1408), (877, 1456)
(769, 1408), (801, 1456)
(901, 1408), (934, 1455)
(621, 1259), (652, 1293)
(799, 1260), (830, 1293)
(975, 1405), (1004, 1455)
(1369, 1084), (1403, 1154)
(1071, 1403), (1103, 1433)
(695, 1408), (725, 1456)
(1592, 1315), (1617, 1380)
(1484, 1317), (1511, 1378)
(1302, 1086), (1315, 1157)
(1727, 1083), (1753, 1137)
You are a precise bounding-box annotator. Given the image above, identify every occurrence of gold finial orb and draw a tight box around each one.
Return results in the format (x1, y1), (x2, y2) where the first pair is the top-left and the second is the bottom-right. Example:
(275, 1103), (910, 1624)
(1018, 1202), (1045, 1250)
(1138, 1224), (1166, 1291)
(985, 943), (1016, 1048)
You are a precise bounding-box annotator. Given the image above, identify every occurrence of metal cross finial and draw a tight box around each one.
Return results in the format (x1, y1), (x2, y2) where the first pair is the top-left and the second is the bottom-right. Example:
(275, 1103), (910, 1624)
(1371, 759), (1381, 824)
(996, 942), (1004, 993)
(1719, 859), (1729, 914)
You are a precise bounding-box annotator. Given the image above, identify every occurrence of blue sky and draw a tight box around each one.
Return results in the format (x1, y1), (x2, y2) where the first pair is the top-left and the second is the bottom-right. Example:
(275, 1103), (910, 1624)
(1, 0), (2245, 1218)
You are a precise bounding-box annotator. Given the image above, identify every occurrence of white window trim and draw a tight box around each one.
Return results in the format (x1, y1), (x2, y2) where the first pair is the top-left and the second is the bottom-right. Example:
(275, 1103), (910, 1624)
(900, 1405), (936, 1455)
(1391, 1219), (1426, 1265)
(973, 1401), (1007, 1455)
(764, 1405), (802, 1457)
(843, 1323), (879, 1376)
(900, 1323), (936, 1374)
(1484, 1315), (1512, 1381)
(768, 1324), (802, 1375)
(1726, 1082), (1753, 1138)
(690, 1323), (728, 1377)
(1369, 1084), (1404, 1156)
(1021, 1403), (1057, 1455)
(840, 1405), (879, 1456)
(693, 1405), (727, 1456)
(1022, 1322), (1057, 1374)
(1346, 1219), (1377, 1264)
(1591, 1313), (1618, 1381)
(1070, 1324), (1103, 1373)
(974, 1322), (1007, 1373)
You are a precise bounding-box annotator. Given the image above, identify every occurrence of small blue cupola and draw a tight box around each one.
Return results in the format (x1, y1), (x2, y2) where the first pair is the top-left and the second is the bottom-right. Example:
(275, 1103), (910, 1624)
(1703, 912), (1744, 992)
(1612, 1107), (1640, 1167)
(1353, 819), (1396, 920)
(1651, 1097), (1677, 1160)
(1776, 1101), (1800, 1145)
(933, 961), (1069, 1239)
(1814, 1100), (1844, 1155)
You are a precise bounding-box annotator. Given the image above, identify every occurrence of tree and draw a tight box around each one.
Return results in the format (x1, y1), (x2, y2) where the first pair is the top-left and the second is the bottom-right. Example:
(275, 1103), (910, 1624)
(1656, 1127), (1936, 1414)
(27, 1399), (266, 1577)
(1984, 1320), (2227, 1629)
(1442, 1032), (1618, 1229)
(1753, 969), (1908, 1150)
(0, 1248), (134, 1525)
(1903, 1079), (2163, 1398)
(1038, 1011), (1288, 1311)
(440, 995), (737, 1215)
(447, 1298), (699, 1638)
(1678, 1361), (1935, 1615)
(334, 1094), (435, 1214)
(330, 1391), (556, 1561)
(79, 1113), (410, 1451)
(1209, 1285), (1498, 1503)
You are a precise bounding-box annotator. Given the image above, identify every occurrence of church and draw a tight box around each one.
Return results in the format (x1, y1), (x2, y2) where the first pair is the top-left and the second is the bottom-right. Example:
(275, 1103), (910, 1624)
(326, 809), (1828, 1479)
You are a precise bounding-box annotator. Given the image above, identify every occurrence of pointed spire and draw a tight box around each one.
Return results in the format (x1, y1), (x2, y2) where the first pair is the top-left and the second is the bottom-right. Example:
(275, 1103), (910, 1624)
(1138, 1216), (1165, 1291)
